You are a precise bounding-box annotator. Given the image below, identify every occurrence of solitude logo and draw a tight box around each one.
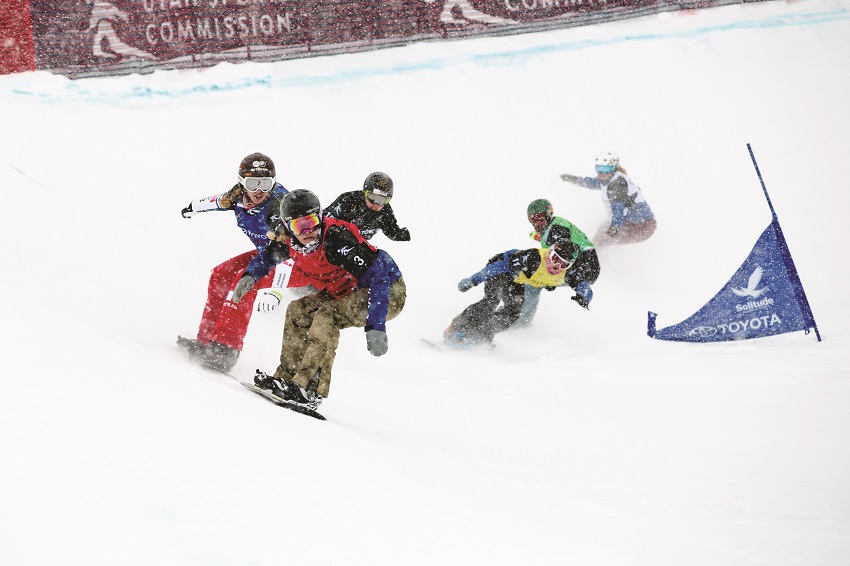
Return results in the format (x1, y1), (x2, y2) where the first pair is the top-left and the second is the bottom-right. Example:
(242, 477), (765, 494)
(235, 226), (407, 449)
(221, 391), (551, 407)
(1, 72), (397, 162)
(731, 266), (768, 298)
(731, 266), (774, 313)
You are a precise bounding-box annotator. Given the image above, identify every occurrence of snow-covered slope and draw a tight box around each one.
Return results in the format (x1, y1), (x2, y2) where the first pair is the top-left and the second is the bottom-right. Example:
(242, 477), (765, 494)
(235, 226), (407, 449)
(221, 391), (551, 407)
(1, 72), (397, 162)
(1, 1), (849, 564)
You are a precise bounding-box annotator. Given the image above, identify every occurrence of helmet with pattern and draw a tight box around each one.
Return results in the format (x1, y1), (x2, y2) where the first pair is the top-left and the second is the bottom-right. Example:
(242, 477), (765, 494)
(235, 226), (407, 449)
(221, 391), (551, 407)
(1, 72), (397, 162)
(527, 198), (553, 231)
(280, 189), (323, 248)
(363, 171), (393, 206)
(594, 151), (620, 175)
(546, 240), (578, 274)
(238, 152), (277, 193)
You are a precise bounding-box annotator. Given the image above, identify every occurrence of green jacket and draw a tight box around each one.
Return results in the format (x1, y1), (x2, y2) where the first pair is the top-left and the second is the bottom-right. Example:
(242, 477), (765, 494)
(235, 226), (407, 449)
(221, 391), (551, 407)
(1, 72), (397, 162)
(530, 215), (594, 258)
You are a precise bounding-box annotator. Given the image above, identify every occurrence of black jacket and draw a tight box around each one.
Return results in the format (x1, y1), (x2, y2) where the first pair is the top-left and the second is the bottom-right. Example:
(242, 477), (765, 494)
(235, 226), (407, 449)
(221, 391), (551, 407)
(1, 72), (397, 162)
(323, 190), (410, 241)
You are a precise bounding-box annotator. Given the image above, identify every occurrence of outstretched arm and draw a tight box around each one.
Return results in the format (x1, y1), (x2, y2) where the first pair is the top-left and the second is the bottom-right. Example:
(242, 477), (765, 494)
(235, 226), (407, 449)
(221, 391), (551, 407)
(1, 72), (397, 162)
(180, 184), (242, 218)
(232, 240), (292, 303)
(458, 249), (539, 291)
(560, 174), (601, 190)
(379, 205), (411, 241)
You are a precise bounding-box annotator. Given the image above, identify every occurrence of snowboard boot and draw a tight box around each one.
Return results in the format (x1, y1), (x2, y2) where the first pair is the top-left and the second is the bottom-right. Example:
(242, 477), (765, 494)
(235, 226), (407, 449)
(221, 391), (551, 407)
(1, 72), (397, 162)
(282, 371), (322, 408)
(202, 341), (240, 373)
(282, 380), (310, 404)
(254, 370), (288, 395)
(177, 335), (206, 358)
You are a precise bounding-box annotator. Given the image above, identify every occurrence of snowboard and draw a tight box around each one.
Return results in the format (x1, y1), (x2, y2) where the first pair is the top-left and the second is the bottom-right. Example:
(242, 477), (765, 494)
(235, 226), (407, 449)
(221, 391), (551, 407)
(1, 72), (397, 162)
(424, 335), (495, 351)
(240, 382), (327, 421)
(177, 336), (241, 374)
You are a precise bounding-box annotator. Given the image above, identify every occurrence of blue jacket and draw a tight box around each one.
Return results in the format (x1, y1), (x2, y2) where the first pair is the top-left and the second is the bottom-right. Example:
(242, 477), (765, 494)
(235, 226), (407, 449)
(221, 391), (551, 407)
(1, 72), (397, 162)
(231, 184), (288, 249)
(190, 183), (288, 249)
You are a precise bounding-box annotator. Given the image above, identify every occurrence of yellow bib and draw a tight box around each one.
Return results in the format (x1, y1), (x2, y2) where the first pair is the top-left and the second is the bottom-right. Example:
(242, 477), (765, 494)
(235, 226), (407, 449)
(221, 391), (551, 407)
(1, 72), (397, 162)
(513, 249), (566, 288)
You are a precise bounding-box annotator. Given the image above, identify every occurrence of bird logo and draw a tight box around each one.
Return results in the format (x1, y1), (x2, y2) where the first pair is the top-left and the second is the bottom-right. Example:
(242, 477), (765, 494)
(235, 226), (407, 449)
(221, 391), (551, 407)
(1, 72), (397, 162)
(731, 266), (768, 298)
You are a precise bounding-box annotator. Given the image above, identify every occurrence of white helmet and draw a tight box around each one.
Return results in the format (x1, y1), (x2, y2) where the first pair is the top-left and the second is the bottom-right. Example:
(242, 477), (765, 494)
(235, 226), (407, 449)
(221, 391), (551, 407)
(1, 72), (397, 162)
(595, 151), (620, 174)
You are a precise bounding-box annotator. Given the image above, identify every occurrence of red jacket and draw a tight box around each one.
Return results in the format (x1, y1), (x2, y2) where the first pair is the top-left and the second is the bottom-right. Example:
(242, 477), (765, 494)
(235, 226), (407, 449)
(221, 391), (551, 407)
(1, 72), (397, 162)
(287, 217), (377, 298)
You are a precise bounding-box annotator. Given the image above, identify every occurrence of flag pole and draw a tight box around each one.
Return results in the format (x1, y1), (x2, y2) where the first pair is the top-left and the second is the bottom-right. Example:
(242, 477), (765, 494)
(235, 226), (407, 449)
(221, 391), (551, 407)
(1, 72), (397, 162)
(747, 144), (821, 341)
(747, 143), (778, 221)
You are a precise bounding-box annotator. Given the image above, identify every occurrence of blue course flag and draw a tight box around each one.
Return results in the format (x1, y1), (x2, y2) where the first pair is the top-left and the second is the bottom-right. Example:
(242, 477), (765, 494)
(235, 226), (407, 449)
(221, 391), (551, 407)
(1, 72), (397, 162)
(648, 219), (820, 343)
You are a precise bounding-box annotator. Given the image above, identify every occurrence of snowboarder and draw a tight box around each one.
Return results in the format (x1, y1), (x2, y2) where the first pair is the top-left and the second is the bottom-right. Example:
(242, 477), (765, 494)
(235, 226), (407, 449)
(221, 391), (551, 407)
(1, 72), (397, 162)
(560, 151), (656, 246)
(521, 198), (597, 325)
(230, 189), (406, 405)
(444, 239), (600, 348)
(323, 171), (411, 242)
(177, 152), (292, 372)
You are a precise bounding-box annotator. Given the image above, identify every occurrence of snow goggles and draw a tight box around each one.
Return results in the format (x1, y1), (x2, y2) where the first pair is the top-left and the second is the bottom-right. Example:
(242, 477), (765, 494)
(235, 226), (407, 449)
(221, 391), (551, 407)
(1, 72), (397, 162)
(366, 189), (391, 206)
(239, 176), (276, 193)
(288, 213), (321, 235)
(549, 247), (573, 270)
(595, 164), (616, 175)
(528, 212), (549, 227)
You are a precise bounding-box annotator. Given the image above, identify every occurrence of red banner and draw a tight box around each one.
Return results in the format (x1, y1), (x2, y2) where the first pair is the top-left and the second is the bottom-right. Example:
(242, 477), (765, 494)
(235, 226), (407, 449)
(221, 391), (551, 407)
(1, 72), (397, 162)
(7, 0), (754, 77)
(0, 0), (36, 74)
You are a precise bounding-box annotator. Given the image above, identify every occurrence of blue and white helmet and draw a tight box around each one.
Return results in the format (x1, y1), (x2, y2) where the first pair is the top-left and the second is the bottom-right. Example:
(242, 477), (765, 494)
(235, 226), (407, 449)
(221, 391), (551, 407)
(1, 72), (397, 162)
(595, 151), (620, 174)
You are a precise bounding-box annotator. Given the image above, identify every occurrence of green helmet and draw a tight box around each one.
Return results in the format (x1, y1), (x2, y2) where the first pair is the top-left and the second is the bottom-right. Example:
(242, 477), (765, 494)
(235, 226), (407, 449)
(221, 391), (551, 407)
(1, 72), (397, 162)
(527, 198), (553, 223)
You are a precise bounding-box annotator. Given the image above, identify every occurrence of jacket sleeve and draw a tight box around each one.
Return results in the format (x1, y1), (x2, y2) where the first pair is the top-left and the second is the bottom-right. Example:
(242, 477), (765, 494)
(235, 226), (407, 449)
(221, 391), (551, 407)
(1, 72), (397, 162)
(379, 205), (411, 241)
(323, 193), (347, 219)
(244, 240), (291, 281)
(265, 186), (287, 234)
(358, 250), (403, 332)
(187, 184), (243, 214)
(467, 250), (522, 285)
(545, 224), (573, 246)
(323, 225), (400, 332)
(568, 176), (602, 190)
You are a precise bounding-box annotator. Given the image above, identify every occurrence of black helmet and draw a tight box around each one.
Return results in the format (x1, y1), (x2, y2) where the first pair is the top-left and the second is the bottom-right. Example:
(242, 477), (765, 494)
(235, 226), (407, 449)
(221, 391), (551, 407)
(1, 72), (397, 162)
(553, 240), (579, 263)
(363, 171), (393, 206)
(239, 152), (276, 178)
(281, 189), (322, 224)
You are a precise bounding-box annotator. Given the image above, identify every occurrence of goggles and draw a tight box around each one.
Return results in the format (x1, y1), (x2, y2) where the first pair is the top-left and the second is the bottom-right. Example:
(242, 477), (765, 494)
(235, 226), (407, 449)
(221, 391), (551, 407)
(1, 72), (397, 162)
(595, 164), (616, 175)
(366, 190), (391, 206)
(549, 247), (573, 270)
(528, 212), (549, 226)
(239, 176), (276, 193)
(288, 213), (321, 236)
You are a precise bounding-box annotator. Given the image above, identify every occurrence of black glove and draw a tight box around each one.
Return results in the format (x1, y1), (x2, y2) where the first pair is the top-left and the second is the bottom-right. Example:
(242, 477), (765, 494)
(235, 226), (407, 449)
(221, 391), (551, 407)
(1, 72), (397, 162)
(458, 278), (475, 292)
(366, 329), (388, 356)
(397, 227), (411, 241)
(571, 295), (590, 309)
(181, 203), (195, 218)
(231, 275), (256, 303)
(544, 286), (557, 292)
(560, 174), (577, 183)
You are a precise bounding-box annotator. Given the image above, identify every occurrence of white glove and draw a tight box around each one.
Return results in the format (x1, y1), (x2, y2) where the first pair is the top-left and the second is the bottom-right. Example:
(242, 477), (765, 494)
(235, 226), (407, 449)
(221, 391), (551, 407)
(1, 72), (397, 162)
(256, 290), (283, 313)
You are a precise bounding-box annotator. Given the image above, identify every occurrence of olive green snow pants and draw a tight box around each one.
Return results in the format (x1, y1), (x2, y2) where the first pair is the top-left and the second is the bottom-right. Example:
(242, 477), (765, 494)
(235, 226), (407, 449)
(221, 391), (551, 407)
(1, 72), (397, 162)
(273, 278), (406, 397)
